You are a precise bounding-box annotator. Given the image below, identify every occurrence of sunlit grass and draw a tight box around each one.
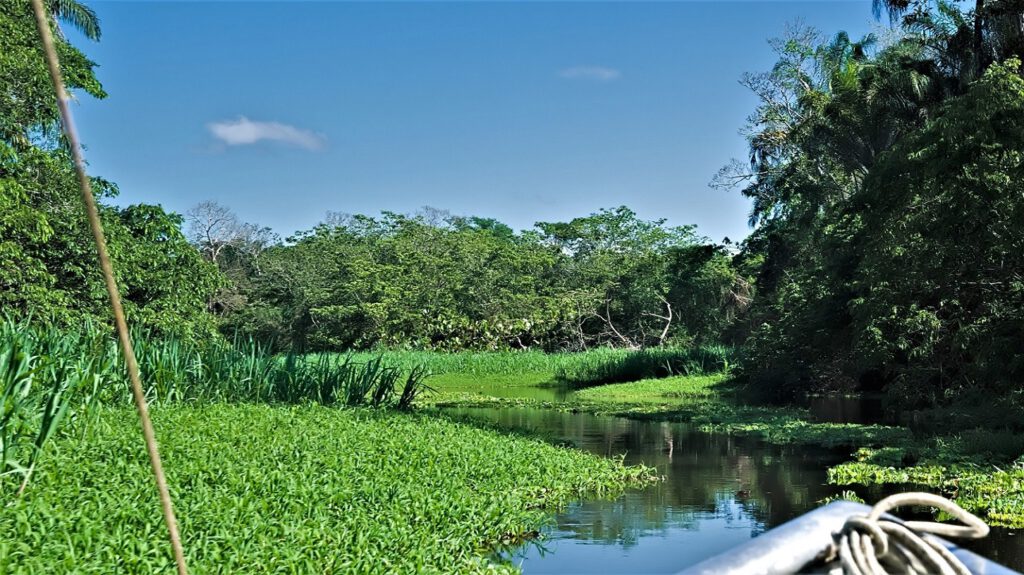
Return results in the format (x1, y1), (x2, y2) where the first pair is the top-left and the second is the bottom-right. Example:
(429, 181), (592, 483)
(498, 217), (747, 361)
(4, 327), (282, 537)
(554, 346), (734, 386)
(333, 346), (735, 386)
(0, 319), (432, 496)
(573, 373), (732, 402)
(339, 350), (569, 375)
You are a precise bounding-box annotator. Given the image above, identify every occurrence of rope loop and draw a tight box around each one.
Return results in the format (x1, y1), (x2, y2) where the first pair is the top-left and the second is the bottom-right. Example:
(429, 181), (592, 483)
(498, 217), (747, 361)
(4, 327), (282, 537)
(831, 492), (989, 575)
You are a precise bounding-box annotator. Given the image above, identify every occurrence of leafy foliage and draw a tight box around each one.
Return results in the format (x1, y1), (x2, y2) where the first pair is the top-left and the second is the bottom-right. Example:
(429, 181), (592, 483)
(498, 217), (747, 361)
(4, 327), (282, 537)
(0, 318), (439, 495)
(0, 322), (85, 491)
(553, 346), (734, 387)
(725, 1), (1024, 411)
(0, 0), (222, 339)
(0, 319), (431, 409)
(214, 207), (744, 353)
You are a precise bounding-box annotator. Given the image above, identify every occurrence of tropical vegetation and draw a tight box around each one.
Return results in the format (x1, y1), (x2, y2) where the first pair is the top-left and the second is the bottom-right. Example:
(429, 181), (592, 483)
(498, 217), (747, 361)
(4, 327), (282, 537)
(6, 0), (1024, 570)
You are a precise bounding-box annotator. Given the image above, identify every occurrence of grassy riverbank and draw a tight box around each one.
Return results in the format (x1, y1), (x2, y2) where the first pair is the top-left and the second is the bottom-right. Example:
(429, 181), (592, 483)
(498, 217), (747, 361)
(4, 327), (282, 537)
(0, 404), (655, 574)
(337, 346), (732, 385)
(431, 369), (1024, 528)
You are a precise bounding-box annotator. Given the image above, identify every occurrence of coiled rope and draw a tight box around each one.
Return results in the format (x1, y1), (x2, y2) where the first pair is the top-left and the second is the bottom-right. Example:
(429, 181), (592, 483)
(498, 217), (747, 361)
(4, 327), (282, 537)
(831, 493), (990, 575)
(28, 1), (189, 573)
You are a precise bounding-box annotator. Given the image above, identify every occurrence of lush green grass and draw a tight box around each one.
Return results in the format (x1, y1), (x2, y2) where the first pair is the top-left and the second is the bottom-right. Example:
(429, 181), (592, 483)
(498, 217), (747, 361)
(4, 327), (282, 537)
(339, 347), (734, 386)
(553, 346), (734, 387)
(429, 372), (557, 389)
(342, 350), (569, 376)
(573, 373), (733, 402)
(0, 405), (655, 574)
(439, 375), (911, 449)
(0, 319), (430, 409)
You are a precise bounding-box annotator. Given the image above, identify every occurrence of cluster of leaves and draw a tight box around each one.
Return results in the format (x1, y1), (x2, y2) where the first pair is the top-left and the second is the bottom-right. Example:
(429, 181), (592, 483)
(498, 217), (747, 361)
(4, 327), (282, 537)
(210, 206), (746, 353)
(0, 404), (656, 573)
(0, 318), (107, 496)
(0, 0), (223, 340)
(725, 1), (1024, 409)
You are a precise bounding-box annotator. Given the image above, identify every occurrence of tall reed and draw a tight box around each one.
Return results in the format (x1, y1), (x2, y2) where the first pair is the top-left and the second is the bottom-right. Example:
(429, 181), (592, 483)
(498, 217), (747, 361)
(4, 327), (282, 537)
(0, 318), (432, 495)
(554, 346), (734, 387)
(0, 318), (108, 495)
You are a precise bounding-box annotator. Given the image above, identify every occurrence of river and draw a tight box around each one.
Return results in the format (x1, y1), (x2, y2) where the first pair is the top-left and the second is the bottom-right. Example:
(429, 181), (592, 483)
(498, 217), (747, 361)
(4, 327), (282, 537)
(441, 384), (1023, 573)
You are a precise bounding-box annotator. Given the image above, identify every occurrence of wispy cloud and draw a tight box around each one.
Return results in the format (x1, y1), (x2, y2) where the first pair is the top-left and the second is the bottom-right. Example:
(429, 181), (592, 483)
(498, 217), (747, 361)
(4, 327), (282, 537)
(207, 117), (326, 150)
(558, 66), (622, 82)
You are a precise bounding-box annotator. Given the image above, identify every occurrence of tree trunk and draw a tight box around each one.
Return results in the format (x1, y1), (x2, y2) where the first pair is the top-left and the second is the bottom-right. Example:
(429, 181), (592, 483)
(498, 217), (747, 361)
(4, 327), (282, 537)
(974, 0), (985, 79)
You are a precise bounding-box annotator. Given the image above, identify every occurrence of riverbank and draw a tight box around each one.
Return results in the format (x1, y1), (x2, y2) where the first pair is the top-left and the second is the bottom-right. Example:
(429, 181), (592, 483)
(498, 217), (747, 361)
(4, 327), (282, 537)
(429, 372), (1024, 529)
(0, 404), (655, 573)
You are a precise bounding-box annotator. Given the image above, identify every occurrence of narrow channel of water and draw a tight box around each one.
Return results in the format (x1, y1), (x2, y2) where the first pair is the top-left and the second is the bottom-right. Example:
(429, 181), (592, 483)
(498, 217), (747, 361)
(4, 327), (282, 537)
(444, 397), (1023, 573)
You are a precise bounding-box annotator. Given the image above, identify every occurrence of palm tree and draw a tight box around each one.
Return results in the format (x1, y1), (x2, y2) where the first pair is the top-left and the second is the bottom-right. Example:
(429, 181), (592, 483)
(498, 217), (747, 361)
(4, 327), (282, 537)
(872, 0), (916, 22)
(49, 0), (100, 41)
(870, 0), (1024, 80)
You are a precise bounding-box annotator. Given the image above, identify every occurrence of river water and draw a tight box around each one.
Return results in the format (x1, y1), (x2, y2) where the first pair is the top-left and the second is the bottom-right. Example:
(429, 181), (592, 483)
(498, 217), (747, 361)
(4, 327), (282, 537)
(441, 386), (1023, 574)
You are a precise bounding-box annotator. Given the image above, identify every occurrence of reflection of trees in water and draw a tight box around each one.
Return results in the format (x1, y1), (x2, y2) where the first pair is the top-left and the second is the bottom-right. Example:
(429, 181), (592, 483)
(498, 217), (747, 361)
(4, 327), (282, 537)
(451, 407), (851, 549)
(458, 407), (1024, 571)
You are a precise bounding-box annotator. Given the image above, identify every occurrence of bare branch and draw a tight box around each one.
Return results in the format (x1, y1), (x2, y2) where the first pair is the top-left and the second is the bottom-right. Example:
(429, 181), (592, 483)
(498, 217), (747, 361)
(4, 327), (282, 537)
(185, 201), (240, 264)
(595, 299), (639, 350)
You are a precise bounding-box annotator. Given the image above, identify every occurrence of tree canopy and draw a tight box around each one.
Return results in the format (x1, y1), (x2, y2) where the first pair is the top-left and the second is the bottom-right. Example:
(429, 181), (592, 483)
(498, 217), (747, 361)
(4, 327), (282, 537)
(0, 0), (221, 338)
(210, 206), (740, 352)
(725, 0), (1024, 406)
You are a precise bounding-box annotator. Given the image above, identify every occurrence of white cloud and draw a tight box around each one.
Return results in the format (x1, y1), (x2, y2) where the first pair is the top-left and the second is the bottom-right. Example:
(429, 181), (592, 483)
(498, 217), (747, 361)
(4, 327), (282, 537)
(558, 66), (622, 82)
(207, 117), (326, 150)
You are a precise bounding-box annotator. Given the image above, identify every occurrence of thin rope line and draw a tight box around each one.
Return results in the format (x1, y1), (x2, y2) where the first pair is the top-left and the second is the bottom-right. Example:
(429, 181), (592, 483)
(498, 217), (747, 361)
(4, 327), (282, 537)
(27, 2), (189, 573)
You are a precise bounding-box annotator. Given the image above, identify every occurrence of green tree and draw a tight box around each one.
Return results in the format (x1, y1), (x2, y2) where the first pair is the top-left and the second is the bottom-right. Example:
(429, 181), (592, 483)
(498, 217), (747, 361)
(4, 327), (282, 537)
(538, 207), (734, 349)
(1, 0), (223, 338)
(851, 60), (1024, 405)
(727, 0), (1024, 407)
(1, 0), (105, 145)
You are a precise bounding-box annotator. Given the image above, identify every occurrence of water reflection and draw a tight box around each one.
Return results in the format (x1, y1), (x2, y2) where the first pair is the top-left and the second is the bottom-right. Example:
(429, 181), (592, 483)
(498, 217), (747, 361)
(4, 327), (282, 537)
(445, 395), (1024, 573)
(447, 407), (852, 573)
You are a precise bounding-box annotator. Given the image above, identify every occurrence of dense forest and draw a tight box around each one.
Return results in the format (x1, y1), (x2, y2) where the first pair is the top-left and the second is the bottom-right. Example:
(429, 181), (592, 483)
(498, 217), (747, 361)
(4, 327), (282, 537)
(5, 0), (1024, 412)
(197, 203), (744, 353)
(730, 0), (1024, 407)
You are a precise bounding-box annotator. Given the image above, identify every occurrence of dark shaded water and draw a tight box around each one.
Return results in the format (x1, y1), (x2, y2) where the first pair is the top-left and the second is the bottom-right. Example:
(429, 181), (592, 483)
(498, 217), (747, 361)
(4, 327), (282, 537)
(444, 398), (1023, 574)
(806, 394), (888, 425)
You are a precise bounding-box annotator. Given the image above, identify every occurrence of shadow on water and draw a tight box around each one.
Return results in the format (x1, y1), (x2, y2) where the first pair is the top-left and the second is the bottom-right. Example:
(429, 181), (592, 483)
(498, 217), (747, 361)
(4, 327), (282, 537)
(444, 395), (1024, 574)
(805, 394), (889, 425)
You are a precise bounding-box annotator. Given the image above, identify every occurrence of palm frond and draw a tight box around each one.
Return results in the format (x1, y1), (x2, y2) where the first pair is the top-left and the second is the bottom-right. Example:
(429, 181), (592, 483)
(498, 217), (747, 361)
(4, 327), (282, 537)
(872, 0), (914, 23)
(49, 0), (101, 41)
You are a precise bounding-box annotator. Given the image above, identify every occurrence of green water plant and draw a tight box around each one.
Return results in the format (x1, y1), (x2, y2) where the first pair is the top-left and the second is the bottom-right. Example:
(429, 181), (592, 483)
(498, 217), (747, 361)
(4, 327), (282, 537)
(0, 405), (656, 573)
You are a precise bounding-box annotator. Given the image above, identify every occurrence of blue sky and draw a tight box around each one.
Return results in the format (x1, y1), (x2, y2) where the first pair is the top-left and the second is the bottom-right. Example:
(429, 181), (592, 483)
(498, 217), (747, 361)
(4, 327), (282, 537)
(70, 1), (877, 243)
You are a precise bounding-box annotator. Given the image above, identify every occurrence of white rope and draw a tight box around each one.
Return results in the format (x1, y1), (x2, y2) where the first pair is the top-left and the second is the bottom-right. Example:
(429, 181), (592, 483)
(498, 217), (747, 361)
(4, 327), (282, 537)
(831, 493), (990, 575)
